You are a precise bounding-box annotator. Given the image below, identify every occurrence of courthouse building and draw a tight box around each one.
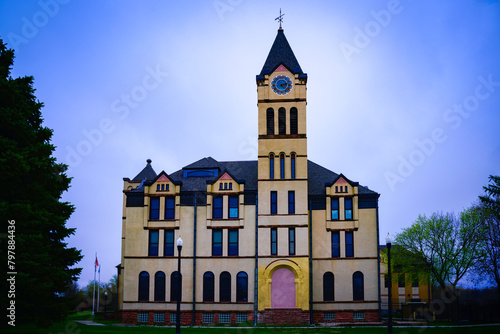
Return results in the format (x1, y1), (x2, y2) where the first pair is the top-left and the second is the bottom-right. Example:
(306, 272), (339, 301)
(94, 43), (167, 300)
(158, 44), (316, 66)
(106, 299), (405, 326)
(118, 27), (381, 325)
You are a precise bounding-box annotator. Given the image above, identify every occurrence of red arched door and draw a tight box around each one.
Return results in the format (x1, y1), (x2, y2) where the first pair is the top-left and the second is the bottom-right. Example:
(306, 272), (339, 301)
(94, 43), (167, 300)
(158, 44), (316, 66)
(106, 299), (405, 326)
(271, 268), (296, 308)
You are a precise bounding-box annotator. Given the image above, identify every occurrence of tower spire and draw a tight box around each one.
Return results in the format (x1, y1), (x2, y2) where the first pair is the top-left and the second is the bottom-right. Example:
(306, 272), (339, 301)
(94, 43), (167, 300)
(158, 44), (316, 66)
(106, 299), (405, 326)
(275, 8), (284, 30)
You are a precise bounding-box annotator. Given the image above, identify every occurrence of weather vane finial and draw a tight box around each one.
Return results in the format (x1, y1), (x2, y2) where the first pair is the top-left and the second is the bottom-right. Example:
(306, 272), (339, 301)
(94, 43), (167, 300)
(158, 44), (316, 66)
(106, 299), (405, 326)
(275, 8), (285, 29)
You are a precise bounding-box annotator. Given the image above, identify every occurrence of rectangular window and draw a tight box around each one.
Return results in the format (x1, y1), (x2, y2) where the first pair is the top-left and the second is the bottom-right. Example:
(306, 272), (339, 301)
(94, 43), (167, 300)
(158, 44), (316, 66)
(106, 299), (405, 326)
(213, 197), (223, 219)
(165, 197), (175, 220)
(270, 191), (277, 215)
(219, 183), (223, 190)
(219, 313), (231, 324)
(270, 155), (274, 180)
(288, 191), (295, 214)
(280, 155), (285, 179)
(149, 230), (159, 256)
(235, 313), (248, 323)
(202, 313), (214, 323)
(228, 230), (239, 256)
(324, 312), (335, 321)
(164, 230), (174, 257)
(398, 274), (405, 288)
(384, 274), (390, 288)
(212, 230), (222, 256)
(138, 312), (148, 323)
(169, 313), (176, 323)
(271, 228), (277, 255)
(289, 228), (295, 255)
(345, 198), (353, 220)
(353, 311), (365, 320)
(154, 312), (165, 323)
(228, 196), (239, 219)
(331, 198), (339, 220)
(331, 231), (340, 258)
(291, 155), (296, 179)
(150, 197), (160, 220)
(345, 231), (354, 257)
(412, 276), (419, 288)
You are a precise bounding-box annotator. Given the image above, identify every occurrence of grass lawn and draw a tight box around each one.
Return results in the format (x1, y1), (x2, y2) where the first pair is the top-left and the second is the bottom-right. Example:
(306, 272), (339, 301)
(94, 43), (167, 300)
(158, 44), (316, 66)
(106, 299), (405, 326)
(4, 312), (500, 334)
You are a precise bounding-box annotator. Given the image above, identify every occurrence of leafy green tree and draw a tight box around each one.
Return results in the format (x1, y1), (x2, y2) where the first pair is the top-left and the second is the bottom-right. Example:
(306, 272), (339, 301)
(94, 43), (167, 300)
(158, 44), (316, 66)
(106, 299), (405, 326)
(0, 39), (82, 326)
(394, 210), (485, 291)
(475, 176), (500, 294)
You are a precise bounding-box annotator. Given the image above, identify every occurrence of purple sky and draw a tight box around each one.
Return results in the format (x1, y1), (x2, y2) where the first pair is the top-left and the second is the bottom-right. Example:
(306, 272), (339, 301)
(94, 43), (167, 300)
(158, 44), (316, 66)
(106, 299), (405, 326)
(1, 0), (499, 288)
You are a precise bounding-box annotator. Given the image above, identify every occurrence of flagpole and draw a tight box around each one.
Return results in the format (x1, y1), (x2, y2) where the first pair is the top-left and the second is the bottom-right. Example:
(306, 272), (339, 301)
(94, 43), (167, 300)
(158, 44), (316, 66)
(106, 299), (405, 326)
(92, 252), (96, 316)
(97, 265), (101, 313)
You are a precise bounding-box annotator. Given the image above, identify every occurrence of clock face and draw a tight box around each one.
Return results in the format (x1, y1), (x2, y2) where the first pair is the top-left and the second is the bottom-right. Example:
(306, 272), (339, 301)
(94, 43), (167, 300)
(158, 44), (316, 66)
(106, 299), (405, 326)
(271, 75), (293, 95)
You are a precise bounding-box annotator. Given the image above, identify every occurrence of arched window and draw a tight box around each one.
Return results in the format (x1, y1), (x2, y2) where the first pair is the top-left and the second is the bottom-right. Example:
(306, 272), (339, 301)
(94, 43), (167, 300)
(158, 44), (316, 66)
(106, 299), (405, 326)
(323, 272), (335, 301)
(203, 272), (214, 302)
(269, 153), (275, 180)
(278, 107), (286, 135)
(290, 107), (298, 135)
(267, 108), (274, 135)
(220, 271), (231, 302)
(154, 271), (165, 301)
(236, 272), (248, 302)
(291, 153), (296, 179)
(353, 271), (364, 301)
(138, 271), (149, 301)
(280, 153), (285, 179)
(170, 271), (182, 302)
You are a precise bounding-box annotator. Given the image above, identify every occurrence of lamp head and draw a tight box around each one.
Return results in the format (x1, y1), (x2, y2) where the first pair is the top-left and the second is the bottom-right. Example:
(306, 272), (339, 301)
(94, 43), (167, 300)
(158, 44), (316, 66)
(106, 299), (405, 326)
(104, 291), (108, 296)
(386, 233), (393, 246)
(177, 236), (183, 247)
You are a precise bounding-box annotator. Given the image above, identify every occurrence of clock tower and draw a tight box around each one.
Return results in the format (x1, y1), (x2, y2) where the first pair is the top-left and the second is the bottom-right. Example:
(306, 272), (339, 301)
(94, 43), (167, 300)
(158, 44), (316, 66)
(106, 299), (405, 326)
(256, 27), (310, 312)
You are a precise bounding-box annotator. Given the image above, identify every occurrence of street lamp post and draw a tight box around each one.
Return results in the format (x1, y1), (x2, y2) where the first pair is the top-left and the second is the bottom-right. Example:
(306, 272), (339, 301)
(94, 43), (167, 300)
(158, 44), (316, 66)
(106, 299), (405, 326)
(176, 236), (183, 334)
(386, 233), (393, 334)
(104, 291), (108, 319)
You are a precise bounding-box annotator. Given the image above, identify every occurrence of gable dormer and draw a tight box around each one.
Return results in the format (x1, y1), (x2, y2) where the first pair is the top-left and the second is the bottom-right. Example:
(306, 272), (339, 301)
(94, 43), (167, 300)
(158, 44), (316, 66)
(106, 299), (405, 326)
(325, 174), (360, 231)
(206, 171), (245, 228)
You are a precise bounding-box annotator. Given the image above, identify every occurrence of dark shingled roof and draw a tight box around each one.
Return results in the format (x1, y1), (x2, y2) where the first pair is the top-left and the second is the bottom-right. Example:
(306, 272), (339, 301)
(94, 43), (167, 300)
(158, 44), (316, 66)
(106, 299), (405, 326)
(132, 159), (157, 181)
(257, 29), (307, 80)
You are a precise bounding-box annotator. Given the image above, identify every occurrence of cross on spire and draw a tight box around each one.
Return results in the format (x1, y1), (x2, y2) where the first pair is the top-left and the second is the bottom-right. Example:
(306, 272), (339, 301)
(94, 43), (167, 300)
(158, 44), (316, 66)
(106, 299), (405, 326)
(275, 8), (285, 30)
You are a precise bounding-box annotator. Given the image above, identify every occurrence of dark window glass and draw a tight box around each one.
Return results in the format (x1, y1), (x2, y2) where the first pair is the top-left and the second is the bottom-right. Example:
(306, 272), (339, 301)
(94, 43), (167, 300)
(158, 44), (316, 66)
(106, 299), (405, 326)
(335, 186), (338, 193)
(291, 154), (296, 179)
(212, 230), (222, 256)
(384, 274), (390, 288)
(271, 228), (277, 255)
(353, 271), (364, 301)
(288, 191), (295, 214)
(290, 107), (298, 135)
(149, 230), (159, 256)
(161, 184), (164, 191)
(289, 228), (295, 255)
(170, 271), (182, 302)
(323, 272), (335, 302)
(331, 232), (340, 257)
(203, 272), (214, 302)
(270, 191), (277, 215)
(266, 108), (274, 135)
(398, 274), (405, 288)
(331, 198), (339, 220)
(166, 184), (169, 191)
(345, 198), (353, 220)
(138, 271), (149, 301)
(213, 197), (223, 219)
(219, 183), (223, 190)
(224, 183), (227, 190)
(164, 230), (174, 257)
(412, 276), (419, 288)
(156, 184), (160, 191)
(229, 196), (239, 219)
(236, 272), (248, 302)
(228, 230), (239, 256)
(280, 154), (285, 179)
(278, 107), (286, 135)
(165, 197), (175, 220)
(220, 272), (231, 302)
(154, 271), (165, 301)
(229, 183), (232, 190)
(150, 197), (160, 220)
(269, 154), (274, 180)
(345, 231), (354, 257)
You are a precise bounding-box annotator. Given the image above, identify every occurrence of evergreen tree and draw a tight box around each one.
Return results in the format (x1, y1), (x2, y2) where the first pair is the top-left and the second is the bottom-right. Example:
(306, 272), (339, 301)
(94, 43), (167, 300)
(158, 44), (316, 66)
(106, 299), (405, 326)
(0, 39), (82, 326)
